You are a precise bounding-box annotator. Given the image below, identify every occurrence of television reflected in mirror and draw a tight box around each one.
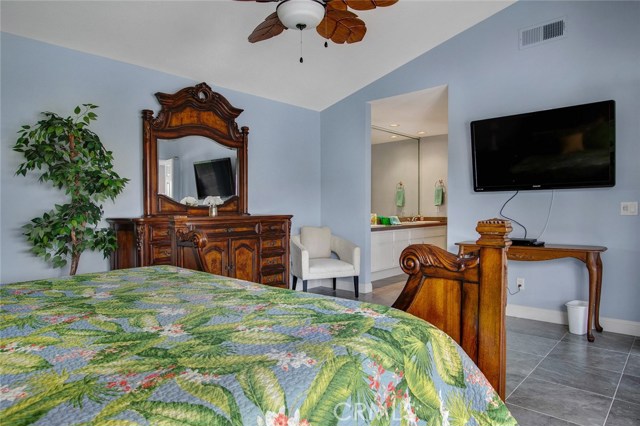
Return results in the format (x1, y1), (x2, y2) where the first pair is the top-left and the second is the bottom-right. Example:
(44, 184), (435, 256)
(471, 100), (615, 192)
(194, 157), (235, 199)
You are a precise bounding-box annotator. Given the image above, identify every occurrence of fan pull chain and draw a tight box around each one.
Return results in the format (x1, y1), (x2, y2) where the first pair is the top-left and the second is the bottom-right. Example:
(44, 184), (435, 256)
(299, 29), (304, 63)
(294, 23), (307, 63)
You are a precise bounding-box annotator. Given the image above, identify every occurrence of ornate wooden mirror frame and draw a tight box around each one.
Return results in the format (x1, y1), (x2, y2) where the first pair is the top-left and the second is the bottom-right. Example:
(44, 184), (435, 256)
(143, 82), (249, 216)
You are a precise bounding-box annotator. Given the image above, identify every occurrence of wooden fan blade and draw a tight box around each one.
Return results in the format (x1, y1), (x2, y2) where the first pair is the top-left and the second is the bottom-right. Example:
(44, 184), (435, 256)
(332, 0), (398, 11)
(317, 9), (366, 44)
(248, 12), (287, 43)
(326, 0), (348, 11)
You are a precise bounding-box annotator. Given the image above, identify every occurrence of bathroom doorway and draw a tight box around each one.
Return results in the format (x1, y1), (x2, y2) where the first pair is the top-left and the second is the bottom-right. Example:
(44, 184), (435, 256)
(370, 85), (449, 219)
(369, 85), (449, 287)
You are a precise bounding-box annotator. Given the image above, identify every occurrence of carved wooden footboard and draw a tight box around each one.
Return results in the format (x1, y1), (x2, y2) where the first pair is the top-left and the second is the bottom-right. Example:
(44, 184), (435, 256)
(392, 219), (512, 399)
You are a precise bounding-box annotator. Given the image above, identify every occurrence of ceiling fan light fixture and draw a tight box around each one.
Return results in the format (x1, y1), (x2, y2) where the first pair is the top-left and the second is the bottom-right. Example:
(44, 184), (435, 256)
(277, 0), (325, 30)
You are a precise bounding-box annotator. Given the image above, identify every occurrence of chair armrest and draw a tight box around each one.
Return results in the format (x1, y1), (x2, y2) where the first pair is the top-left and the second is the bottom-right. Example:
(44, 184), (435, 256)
(330, 235), (360, 276)
(290, 236), (310, 279)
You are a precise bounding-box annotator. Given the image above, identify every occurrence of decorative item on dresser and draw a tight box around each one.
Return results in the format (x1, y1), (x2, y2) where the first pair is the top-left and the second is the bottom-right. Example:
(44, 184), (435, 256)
(107, 83), (292, 288)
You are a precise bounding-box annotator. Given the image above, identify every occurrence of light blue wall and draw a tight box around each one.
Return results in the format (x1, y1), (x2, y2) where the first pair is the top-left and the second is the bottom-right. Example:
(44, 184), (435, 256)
(321, 1), (640, 321)
(1, 33), (321, 283)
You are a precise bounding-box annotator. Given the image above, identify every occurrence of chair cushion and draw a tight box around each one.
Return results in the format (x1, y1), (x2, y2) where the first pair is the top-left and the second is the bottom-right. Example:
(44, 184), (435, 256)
(307, 258), (356, 279)
(300, 226), (331, 259)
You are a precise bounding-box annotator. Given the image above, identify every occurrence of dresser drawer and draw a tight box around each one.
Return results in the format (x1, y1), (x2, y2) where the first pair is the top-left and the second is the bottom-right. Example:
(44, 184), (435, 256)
(261, 271), (286, 287)
(150, 243), (172, 265)
(262, 238), (284, 250)
(204, 224), (259, 236)
(150, 226), (170, 242)
(261, 221), (287, 234)
(261, 254), (285, 268)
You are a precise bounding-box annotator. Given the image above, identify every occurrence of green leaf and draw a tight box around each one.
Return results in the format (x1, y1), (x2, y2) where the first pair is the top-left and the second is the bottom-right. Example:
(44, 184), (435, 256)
(79, 357), (172, 375)
(0, 351), (51, 374)
(1, 374), (109, 426)
(430, 330), (465, 388)
(91, 388), (154, 423)
(0, 314), (42, 330)
(177, 378), (243, 426)
(131, 401), (232, 426)
(299, 356), (359, 426)
(55, 328), (112, 337)
(168, 340), (227, 358)
(229, 330), (299, 345)
(340, 335), (404, 371)
(93, 332), (156, 344)
(473, 394), (517, 426)
(175, 307), (209, 329)
(74, 106), (81, 114)
(0, 335), (59, 348)
(87, 318), (123, 333)
(445, 392), (472, 426)
(129, 314), (160, 329)
(236, 365), (286, 415)
(401, 333), (433, 375)
(403, 355), (441, 421)
(178, 355), (275, 375)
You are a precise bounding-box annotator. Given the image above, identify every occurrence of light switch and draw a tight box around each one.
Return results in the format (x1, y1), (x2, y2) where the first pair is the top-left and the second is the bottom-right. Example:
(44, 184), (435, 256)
(620, 201), (638, 216)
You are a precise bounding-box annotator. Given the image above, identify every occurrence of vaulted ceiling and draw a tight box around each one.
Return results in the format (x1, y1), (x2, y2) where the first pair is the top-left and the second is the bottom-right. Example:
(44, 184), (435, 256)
(1, 1), (512, 112)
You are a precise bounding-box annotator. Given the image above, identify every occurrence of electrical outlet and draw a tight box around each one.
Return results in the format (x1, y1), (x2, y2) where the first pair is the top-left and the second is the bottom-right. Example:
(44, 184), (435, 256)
(516, 277), (525, 290)
(621, 201), (638, 216)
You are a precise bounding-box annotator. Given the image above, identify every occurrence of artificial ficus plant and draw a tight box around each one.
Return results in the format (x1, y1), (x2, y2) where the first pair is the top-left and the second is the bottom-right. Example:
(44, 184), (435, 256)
(13, 104), (129, 275)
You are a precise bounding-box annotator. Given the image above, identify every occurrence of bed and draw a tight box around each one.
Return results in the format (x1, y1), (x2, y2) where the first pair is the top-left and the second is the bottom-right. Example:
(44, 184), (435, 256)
(0, 262), (515, 425)
(3, 82), (514, 424)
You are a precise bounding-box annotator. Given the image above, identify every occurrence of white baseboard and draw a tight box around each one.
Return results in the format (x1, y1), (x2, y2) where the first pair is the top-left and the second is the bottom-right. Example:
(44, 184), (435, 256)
(371, 267), (403, 282)
(507, 304), (640, 337)
(291, 278), (372, 294)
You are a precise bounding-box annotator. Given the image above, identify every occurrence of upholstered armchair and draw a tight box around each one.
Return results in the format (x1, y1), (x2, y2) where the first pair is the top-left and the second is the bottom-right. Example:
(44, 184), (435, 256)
(290, 226), (360, 297)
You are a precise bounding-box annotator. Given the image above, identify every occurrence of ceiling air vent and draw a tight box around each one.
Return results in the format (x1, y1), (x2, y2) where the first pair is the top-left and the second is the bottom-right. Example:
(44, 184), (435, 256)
(519, 17), (566, 49)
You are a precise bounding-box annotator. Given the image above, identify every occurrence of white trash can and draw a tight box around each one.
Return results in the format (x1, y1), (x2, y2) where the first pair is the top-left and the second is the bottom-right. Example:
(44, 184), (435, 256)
(565, 300), (588, 335)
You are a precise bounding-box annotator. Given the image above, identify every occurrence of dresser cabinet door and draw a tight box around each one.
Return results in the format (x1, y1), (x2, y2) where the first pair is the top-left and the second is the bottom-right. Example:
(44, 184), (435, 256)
(202, 239), (229, 276)
(230, 237), (260, 282)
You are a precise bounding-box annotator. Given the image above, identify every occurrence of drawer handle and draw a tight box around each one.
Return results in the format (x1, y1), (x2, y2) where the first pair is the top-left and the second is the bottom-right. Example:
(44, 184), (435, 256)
(265, 258), (278, 265)
(226, 228), (234, 233)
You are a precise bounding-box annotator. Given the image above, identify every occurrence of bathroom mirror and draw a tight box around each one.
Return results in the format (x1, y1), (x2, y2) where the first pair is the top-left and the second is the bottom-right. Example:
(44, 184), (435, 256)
(371, 127), (420, 217)
(157, 136), (238, 204)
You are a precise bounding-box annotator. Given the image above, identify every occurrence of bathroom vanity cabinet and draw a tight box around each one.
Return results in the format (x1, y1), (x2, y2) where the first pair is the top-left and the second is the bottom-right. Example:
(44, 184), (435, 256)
(371, 223), (447, 280)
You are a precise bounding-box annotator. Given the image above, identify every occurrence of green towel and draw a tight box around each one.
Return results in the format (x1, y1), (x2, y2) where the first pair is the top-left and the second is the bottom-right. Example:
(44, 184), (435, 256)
(395, 187), (405, 207)
(434, 186), (444, 206)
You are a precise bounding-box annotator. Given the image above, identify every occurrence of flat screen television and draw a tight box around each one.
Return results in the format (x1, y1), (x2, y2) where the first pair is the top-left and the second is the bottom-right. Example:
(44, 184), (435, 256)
(470, 100), (615, 192)
(193, 157), (235, 198)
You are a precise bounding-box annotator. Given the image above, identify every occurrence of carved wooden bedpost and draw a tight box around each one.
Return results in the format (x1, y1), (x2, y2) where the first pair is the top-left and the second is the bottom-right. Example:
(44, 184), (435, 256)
(474, 219), (512, 400)
(392, 218), (512, 399)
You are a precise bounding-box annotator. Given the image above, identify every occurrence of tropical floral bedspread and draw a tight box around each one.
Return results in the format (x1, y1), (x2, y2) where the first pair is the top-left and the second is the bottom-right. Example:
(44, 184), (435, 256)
(0, 266), (516, 426)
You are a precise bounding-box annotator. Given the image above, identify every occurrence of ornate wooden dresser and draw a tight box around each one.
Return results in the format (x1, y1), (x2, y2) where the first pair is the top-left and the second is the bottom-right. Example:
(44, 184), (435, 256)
(108, 83), (291, 288)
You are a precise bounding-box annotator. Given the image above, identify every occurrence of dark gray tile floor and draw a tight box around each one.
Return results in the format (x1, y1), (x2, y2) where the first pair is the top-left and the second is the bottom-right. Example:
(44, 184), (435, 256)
(308, 275), (640, 426)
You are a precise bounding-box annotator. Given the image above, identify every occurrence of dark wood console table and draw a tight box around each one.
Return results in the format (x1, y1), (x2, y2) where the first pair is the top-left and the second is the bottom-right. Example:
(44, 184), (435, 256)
(456, 242), (607, 342)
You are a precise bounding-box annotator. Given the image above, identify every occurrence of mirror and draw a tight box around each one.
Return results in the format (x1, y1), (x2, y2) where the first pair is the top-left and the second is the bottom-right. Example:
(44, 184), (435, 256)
(143, 83), (249, 216)
(371, 127), (420, 217)
(157, 136), (238, 204)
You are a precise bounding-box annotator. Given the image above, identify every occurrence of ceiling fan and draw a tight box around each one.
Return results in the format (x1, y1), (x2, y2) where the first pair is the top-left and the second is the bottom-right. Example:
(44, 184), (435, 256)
(236, 0), (398, 45)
